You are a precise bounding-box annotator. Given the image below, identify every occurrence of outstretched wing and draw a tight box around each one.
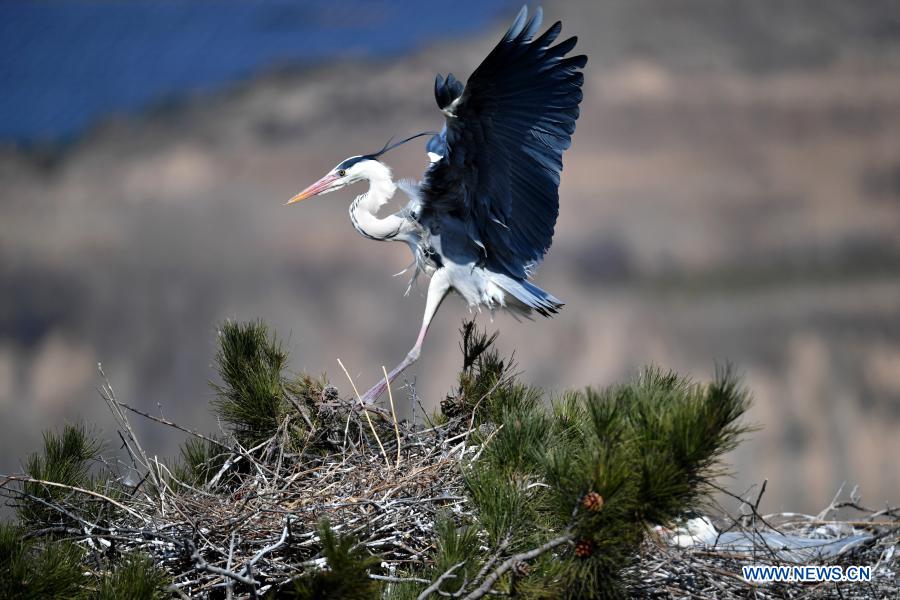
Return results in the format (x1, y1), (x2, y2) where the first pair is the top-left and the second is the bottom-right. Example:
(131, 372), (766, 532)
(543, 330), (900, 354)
(420, 6), (586, 278)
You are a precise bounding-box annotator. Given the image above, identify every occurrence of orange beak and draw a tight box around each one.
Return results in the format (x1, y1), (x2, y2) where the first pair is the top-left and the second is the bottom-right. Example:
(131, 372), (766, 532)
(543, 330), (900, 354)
(287, 174), (339, 204)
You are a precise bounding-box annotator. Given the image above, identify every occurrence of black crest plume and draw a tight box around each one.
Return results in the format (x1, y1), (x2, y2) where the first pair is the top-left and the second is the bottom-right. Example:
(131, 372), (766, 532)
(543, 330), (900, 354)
(366, 131), (439, 161)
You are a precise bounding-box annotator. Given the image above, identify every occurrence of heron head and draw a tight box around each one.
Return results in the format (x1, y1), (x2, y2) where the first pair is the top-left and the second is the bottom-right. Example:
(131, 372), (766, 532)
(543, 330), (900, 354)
(286, 155), (376, 204)
(287, 132), (437, 204)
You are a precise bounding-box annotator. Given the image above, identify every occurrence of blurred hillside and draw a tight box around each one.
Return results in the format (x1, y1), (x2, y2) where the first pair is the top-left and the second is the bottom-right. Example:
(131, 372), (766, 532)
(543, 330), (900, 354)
(2, 0), (899, 512)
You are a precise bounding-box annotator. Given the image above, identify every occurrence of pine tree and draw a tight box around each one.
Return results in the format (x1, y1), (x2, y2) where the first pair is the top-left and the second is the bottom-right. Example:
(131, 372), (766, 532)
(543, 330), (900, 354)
(0, 318), (757, 598)
(387, 321), (750, 599)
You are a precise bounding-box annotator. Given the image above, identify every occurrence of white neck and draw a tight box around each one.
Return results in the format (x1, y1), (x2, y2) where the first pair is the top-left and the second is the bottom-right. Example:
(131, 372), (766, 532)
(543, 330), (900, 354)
(349, 161), (405, 240)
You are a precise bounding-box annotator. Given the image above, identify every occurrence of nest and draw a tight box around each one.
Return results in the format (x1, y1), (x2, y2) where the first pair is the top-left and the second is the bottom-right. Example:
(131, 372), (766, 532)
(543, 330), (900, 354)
(633, 484), (899, 599)
(0, 350), (897, 598)
(49, 373), (476, 597)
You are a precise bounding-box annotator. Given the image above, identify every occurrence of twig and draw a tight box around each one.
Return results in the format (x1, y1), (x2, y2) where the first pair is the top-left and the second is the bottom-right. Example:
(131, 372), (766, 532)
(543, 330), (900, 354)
(752, 478), (767, 515)
(189, 540), (258, 588)
(225, 532), (237, 600)
(371, 574), (432, 584)
(115, 400), (230, 450)
(245, 524), (290, 577)
(817, 482), (847, 521)
(168, 585), (192, 600)
(466, 533), (512, 595)
(1, 475), (147, 521)
(461, 534), (573, 599)
(383, 366), (403, 469)
(468, 424), (504, 463)
(98, 364), (163, 498)
(337, 358), (391, 468)
(460, 377), (506, 460)
(417, 561), (466, 600)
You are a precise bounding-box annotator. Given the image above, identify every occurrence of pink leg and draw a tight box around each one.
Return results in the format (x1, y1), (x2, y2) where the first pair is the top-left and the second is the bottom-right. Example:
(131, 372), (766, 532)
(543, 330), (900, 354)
(360, 270), (450, 404)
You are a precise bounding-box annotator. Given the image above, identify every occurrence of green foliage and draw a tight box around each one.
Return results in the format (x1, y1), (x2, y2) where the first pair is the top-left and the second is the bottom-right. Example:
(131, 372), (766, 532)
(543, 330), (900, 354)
(451, 320), (509, 417)
(431, 517), (479, 591)
(0, 524), (172, 599)
(0, 522), (89, 599)
(171, 436), (229, 487)
(287, 520), (382, 600)
(607, 366), (750, 524)
(465, 468), (532, 547)
(480, 403), (551, 476)
(211, 320), (329, 451)
(97, 553), (171, 600)
(379, 518), (480, 600)
(0, 318), (751, 599)
(213, 319), (291, 447)
(18, 423), (102, 527)
(445, 319), (543, 426)
(287, 372), (330, 410)
(427, 321), (751, 599)
(2, 425), (172, 599)
(559, 366), (751, 528)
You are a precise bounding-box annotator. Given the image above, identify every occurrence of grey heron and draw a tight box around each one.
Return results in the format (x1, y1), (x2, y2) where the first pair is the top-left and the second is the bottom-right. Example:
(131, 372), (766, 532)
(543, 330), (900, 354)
(287, 6), (586, 404)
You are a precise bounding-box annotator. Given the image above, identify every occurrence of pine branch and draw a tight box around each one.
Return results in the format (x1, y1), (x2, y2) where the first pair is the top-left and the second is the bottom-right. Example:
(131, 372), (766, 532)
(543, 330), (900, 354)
(461, 534), (573, 600)
(416, 561), (466, 600)
(3, 318), (892, 599)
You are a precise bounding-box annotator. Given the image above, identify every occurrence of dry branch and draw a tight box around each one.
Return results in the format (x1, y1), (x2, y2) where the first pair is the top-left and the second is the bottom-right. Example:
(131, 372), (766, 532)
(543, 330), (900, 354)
(2, 356), (896, 599)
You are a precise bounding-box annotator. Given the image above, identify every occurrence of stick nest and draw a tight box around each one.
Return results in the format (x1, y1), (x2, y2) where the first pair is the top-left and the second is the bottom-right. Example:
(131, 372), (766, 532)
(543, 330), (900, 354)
(1, 320), (897, 599)
(634, 491), (899, 599)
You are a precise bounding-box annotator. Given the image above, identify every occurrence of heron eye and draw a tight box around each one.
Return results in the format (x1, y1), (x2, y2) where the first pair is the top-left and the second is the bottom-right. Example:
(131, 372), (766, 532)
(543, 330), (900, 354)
(338, 169), (347, 177)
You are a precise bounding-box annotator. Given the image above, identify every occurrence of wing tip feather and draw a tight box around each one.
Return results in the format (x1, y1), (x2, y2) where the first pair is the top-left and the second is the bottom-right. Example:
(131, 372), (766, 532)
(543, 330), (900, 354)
(505, 5), (529, 41)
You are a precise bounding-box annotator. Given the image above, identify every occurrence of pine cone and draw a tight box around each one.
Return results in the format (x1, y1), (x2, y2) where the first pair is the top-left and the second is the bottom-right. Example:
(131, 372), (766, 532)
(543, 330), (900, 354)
(582, 491), (604, 512)
(574, 538), (594, 559)
(440, 395), (464, 419)
(321, 385), (339, 402)
(512, 561), (530, 578)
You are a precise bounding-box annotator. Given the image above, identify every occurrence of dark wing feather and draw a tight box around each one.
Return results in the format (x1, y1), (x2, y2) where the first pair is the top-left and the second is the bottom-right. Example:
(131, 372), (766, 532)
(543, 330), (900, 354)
(420, 6), (586, 278)
(425, 126), (447, 159)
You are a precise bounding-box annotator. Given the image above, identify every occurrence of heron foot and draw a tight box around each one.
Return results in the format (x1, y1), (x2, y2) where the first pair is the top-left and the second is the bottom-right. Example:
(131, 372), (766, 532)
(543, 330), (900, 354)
(357, 349), (419, 405)
(359, 382), (386, 405)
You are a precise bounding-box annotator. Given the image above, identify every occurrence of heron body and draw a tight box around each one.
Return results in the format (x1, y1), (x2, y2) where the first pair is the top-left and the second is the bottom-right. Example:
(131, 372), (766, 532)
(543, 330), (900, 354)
(288, 6), (586, 403)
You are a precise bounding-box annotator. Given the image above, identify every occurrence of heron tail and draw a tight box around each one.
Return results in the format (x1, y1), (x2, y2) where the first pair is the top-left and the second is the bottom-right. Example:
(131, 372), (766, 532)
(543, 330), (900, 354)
(495, 276), (564, 318)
